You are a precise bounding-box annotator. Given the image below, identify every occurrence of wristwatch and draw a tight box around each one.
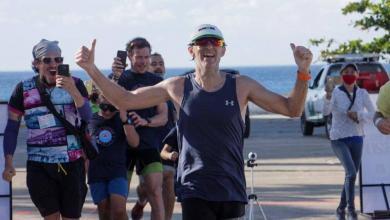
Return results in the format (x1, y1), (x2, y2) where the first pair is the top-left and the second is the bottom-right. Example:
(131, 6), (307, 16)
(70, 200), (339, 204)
(122, 118), (133, 126)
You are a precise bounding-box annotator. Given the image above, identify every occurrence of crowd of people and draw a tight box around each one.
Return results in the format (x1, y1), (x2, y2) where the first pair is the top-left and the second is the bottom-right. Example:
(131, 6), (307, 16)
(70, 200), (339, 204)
(2, 23), (389, 220)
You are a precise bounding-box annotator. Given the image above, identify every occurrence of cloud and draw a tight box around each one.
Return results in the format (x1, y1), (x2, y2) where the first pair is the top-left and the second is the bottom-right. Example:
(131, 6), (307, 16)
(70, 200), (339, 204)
(101, 0), (175, 25)
(0, 0), (383, 70)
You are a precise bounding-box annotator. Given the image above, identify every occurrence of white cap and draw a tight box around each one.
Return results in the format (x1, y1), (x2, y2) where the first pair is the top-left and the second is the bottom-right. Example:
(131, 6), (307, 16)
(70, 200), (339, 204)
(189, 24), (224, 44)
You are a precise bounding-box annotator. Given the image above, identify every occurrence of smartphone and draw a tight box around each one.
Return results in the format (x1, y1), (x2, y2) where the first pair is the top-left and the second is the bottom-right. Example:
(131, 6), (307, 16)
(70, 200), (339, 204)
(117, 50), (127, 68)
(57, 64), (70, 77)
(126, 112), (133, 125)
(126, 117), (133, 125)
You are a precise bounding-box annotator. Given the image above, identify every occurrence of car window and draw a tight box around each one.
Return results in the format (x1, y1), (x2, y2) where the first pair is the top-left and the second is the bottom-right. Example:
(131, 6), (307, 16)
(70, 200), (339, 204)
(356, 63), (388, 92)
(311, 69), (324, 89)
(327, 64), (342, 77)
(356, 63), (386, 73)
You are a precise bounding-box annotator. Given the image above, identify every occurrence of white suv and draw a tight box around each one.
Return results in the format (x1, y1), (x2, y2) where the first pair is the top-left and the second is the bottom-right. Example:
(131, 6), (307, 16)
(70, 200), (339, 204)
(301, 54), (389, 136)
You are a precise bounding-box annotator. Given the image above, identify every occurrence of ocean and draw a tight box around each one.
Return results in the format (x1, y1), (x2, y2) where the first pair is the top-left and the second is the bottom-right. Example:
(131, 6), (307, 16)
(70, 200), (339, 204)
(1, 65), (389, 102)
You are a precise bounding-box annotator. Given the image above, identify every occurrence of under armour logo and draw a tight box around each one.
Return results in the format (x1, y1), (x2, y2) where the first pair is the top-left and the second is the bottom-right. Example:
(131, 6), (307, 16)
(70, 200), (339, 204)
(225, 100), (234, 106)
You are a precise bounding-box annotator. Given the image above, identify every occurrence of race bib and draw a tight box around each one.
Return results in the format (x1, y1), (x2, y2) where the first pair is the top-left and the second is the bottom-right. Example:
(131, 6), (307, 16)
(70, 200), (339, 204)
(38, 114), (56, 129)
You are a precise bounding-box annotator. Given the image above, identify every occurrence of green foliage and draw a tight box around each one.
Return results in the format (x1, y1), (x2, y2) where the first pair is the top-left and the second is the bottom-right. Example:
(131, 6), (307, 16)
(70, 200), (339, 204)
(310, 0), (390, 61)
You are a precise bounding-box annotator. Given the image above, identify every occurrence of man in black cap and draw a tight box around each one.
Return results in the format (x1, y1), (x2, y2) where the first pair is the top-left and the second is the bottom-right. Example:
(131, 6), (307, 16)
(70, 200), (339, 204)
(76, 24), (312, 219)
(2, 39), (91, 220)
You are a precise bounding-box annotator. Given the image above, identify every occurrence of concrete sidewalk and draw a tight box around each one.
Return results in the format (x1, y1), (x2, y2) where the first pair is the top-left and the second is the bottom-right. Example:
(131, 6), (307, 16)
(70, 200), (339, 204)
(9, 115), (371, 219)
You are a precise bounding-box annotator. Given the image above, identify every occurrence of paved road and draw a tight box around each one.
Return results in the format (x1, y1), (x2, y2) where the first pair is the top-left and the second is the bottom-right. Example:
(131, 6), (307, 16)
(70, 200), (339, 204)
(9, 115), (372, 219)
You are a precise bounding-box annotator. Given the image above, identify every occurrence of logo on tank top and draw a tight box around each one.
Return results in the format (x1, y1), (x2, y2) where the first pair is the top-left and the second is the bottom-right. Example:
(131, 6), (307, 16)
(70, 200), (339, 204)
(225, 100), (235, 106)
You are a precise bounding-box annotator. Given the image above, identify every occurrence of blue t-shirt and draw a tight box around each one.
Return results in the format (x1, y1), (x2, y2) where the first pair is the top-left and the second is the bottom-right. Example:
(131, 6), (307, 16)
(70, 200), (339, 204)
(162, 126), (178, 152)
(161, 126), (178, 167)
(117, 70), (163, 150)
(158, 100), (176, 151)
(88, 112), (128, 183)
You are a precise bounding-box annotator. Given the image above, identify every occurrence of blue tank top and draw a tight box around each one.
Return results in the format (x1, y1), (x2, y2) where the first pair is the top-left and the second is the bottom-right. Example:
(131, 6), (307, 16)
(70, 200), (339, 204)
(176, 73), (247, 203)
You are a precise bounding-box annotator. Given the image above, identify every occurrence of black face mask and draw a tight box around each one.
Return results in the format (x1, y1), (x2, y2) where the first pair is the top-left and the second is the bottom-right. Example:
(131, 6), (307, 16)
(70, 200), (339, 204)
(99, 103), (117, 112)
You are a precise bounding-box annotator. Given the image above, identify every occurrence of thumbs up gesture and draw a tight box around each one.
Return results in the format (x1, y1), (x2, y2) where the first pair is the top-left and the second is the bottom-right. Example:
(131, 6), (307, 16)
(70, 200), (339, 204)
(290, 43), (312, 73)
(75, 39), (96, 71)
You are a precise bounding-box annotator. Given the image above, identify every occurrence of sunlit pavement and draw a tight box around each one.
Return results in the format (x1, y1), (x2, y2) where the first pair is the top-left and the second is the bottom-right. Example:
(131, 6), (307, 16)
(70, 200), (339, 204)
(11, 115), (372, 219)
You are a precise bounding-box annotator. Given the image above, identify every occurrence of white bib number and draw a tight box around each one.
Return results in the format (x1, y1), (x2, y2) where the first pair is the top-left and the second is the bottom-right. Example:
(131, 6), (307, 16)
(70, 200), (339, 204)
(38, 114), (56, 129)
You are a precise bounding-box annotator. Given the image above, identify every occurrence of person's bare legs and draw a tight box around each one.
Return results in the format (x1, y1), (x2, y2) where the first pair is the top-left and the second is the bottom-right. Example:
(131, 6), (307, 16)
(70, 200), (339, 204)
(131, 176), (148, 220)
(162, 170), (175, 220)
(110, 194), (128, 220)
(44, 212), (81, 220)
(144, 172), (164, 220)
(62, 217), (81, 220)
(97, 199), (110, 220)
(43, 212), (60, 220)
(136, 181), (148, 205)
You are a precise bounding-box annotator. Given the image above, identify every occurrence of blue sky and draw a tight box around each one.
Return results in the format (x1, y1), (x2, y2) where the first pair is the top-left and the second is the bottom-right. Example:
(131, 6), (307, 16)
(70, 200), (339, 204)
(0, 0), (383, 71)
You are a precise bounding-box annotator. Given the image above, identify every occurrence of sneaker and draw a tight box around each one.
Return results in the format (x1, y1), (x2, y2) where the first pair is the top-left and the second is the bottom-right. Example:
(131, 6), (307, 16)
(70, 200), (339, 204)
(336, 208), (346, 220)
(131, 201), (146, 220)
(347, 210), (358, 220)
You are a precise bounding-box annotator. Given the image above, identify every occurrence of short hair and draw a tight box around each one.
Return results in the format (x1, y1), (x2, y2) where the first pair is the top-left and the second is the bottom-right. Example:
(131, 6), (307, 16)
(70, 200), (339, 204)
(32, 62), (39, 73)
(126, 37), (151, 54)
(151, 52), (162, 57)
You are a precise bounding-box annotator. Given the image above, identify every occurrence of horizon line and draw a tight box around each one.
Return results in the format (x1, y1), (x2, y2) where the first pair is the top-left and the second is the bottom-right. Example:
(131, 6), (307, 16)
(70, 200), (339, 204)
(0, 64), (327, 73)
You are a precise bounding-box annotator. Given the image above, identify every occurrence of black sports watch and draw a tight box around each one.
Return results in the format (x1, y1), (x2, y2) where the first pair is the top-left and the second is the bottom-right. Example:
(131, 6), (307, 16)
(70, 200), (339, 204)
(122, 117), (133, 126)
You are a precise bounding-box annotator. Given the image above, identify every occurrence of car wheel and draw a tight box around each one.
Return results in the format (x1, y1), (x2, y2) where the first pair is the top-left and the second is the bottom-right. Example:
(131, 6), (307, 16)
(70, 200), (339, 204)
(325, 114), (332, 139)
(243, 107), (251, 138)
(301, 112), (314, 136)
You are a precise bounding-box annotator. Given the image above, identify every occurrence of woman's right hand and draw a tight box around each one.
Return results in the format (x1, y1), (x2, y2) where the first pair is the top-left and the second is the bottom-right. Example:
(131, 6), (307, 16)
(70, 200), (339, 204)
(2, 165), (16, 182)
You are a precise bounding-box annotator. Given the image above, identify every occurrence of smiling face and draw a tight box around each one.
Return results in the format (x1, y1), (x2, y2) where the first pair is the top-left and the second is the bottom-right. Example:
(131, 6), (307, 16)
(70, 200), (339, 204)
(34, 51), (63, 84)
(188, 37), (226, 71)
(149, 54), (165, 76)
(129, 47), (151, 74)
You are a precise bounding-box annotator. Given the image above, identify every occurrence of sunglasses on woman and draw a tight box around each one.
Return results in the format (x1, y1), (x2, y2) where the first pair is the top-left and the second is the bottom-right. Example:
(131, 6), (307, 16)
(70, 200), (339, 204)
(41, 57), (64, 64)
(99, 103), (117, 112)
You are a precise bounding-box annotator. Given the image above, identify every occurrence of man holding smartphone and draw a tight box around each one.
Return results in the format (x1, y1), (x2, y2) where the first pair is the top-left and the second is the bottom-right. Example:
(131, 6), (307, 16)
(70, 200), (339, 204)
(111, 37), (167, 220)
(2, 39), (92, 219)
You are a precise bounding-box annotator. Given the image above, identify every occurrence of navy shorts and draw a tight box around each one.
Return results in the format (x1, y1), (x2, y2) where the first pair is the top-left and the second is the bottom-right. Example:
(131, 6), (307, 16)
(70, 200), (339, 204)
(181, 198), (245, 220)
(89, 177), (129, 204)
